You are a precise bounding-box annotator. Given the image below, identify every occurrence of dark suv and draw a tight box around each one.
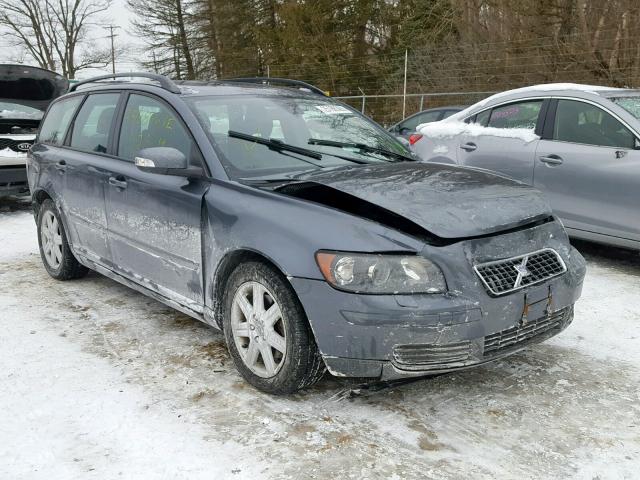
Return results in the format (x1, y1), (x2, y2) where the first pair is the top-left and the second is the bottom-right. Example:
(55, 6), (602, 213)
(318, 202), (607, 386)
(29, 73), (586, 394)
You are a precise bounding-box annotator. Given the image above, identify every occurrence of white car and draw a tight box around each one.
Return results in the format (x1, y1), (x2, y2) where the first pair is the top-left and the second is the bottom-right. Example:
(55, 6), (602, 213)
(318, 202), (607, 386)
(412, 83), (640, 251)
(1, 64), (68, 197)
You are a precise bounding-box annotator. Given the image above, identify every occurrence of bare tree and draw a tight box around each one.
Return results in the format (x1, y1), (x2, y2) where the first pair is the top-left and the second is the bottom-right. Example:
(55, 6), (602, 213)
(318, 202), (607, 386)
(128, 0), (197, 80)
(0, 0), (113, 77)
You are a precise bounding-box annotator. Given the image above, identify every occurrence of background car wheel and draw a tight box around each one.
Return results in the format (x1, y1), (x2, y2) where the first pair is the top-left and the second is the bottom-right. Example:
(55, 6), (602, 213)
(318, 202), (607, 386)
(223, 261), (326, 394)
(36, 199), (88, 280)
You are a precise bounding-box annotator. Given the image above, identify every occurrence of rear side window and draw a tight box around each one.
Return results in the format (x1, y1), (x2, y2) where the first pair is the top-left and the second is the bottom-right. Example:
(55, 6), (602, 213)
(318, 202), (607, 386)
(38, 96), (82, 145)
(70, 93), (120, 153)
(554, 99), (636, 149)
(487, 100), (542, 129)
(118, 94), (193, 162)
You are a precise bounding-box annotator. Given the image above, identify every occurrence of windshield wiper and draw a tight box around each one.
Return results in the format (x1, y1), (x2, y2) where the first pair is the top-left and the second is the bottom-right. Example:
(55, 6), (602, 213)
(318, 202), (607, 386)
(307, 138), (414, 162)
(229, 130), (322, 160)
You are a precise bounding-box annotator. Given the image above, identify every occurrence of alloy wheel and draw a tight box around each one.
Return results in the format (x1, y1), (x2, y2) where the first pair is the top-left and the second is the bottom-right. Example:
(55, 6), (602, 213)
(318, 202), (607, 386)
(230, 281), (287, 378)
(41, 211), (63, 270)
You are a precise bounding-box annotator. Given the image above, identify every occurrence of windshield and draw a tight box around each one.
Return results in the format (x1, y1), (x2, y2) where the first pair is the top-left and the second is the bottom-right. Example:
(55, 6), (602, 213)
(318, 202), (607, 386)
(185, 95), (411, 179)
(610, 96), (640, 119)
(0, 102), (43, 120)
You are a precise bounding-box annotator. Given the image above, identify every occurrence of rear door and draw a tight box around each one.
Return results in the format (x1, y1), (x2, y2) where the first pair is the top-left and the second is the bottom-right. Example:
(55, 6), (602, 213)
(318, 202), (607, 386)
(534, 98), (640, 243)
(61, 92), (121, 264)
(457, 99), (547, 184)
(104, 92), (210, 309)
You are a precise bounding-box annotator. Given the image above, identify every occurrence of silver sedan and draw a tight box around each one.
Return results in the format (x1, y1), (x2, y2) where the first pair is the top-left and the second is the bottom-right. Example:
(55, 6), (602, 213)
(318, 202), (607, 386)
(412, 84), (640, 251)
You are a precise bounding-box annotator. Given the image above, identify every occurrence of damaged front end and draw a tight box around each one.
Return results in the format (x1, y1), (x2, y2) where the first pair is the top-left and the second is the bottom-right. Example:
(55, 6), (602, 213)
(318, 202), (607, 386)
(264, 162), (586, 379)
(289, 216), (585, 380)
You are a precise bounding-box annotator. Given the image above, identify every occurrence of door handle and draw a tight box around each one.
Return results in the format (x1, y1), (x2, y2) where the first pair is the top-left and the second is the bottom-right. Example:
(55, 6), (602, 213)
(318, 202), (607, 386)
(539, 155), (563, 165)
(54, 160), (67, 172)
(108, 176), (128, 189)
(460, 142), (477, 152)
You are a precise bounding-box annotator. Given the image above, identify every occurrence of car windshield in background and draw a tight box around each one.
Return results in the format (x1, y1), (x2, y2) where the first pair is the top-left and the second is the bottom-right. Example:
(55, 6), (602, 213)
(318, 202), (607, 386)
(186, 95), (411, 178)
(611, 96), (640, 119)
(0, 102), (43, 120)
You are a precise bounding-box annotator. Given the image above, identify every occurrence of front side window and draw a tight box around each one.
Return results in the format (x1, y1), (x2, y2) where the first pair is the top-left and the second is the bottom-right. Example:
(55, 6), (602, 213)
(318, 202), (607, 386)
(38, 96), (82, 145)
(70, 93), (119, 153)
(474, 109), (491, 126)
(487, 100), (542, 129)
(186, 95), (409, 179)
(610, 96), (640, 119)
(118, 94), (193, 162)
(554, 99), (636, 149)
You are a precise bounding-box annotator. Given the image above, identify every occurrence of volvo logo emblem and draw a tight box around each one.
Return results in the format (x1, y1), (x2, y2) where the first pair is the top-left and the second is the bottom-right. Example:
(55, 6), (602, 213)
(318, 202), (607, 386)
(513, 257), (531, 288)
(16, 142), (32, 152)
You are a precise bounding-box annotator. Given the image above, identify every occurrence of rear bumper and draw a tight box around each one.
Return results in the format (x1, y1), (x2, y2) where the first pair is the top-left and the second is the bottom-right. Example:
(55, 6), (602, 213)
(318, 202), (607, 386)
(0, 166), (28, 197)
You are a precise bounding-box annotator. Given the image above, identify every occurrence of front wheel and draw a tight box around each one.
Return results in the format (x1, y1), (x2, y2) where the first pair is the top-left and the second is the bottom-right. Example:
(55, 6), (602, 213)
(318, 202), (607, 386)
(36, 199), (88, 280)
(223, 261), (325, 394)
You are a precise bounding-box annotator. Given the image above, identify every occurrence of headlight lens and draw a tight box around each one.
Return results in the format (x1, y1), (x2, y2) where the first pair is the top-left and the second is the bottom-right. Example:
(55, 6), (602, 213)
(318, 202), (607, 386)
(316, 252), (446, 294)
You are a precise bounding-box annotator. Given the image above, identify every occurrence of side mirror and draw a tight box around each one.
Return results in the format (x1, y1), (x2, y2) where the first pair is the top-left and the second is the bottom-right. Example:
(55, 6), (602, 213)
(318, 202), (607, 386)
(135, 147), (192, 176)
(399, 127), (412, 136)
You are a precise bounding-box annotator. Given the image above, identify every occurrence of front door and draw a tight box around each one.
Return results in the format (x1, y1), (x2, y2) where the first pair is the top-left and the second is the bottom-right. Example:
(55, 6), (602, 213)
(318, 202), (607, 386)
(457, 99), (545, 185)
(104, 92), (210, 309)
(534, 98), (640, 243)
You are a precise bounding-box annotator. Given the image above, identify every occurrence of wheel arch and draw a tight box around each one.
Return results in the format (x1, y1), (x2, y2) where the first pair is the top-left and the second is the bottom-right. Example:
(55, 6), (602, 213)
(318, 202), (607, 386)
(31, 188), (52, 216)
(210, 248), (295, 329)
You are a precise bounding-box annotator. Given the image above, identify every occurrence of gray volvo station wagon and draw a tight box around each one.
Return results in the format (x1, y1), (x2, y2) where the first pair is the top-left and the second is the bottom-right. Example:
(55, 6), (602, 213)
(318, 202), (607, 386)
(28, 73), (586, 394)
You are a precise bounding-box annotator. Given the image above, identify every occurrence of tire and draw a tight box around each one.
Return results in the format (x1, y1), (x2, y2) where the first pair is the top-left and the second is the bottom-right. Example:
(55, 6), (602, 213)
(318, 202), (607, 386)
(222, 261), (326, 394)
(36, 199), (88, 280)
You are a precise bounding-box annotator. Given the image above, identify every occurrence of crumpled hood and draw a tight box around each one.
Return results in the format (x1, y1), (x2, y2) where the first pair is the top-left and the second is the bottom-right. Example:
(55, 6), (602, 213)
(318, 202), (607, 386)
(0, 64), (68, 111)
(292, 162), (553, 239)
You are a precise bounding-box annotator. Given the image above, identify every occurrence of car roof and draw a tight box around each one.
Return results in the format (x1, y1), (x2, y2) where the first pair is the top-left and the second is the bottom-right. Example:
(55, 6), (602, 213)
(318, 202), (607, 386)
(67, 74), (328, 100)
(449, 83), (640, 121)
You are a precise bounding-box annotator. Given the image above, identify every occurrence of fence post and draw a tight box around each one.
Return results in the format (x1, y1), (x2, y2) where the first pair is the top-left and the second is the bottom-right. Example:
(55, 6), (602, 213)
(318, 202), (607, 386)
(358, 87), (366, 114)
(402, 49), (408, 119)
(419, 95), (424, 111)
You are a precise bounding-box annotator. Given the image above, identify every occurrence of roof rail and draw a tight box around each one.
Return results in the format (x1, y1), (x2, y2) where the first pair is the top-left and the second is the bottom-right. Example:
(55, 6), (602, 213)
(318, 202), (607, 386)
(224, 77), (327, 96)
(69, 72), (181, 94)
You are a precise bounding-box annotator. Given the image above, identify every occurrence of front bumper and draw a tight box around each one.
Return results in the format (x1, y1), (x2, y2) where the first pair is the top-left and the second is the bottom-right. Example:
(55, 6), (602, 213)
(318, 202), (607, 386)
(290, 219), (586, 379)
(0, 165), (28, 197)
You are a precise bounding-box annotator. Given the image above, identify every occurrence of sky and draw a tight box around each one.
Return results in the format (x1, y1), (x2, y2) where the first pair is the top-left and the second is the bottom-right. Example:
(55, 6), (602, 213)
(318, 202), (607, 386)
(0, 0), (141, 79)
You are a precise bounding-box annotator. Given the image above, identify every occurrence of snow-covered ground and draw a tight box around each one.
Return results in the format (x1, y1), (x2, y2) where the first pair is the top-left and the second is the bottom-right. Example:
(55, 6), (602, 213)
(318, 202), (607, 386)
(1, 196), (639, 480)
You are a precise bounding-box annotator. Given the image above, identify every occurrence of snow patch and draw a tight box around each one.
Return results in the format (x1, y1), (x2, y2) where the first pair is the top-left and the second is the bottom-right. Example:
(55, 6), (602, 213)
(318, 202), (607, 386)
(417, 120), (539, 143)
(432, 145), (449, 154)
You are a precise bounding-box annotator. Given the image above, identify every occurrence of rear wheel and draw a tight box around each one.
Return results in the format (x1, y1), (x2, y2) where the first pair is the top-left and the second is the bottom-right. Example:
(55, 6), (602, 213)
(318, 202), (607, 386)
(223, 261), (325, 394)
(37, 199), (88, 280)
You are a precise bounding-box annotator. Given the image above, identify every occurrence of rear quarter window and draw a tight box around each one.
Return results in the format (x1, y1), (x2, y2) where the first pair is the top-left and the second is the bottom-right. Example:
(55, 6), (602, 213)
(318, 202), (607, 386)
(38, 96), (83, 145)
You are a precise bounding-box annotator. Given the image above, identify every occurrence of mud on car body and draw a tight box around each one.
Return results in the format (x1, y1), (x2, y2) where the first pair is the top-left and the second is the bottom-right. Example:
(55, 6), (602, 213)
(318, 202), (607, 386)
(0, 64), (68, 197)
(28, 73), (586, 394)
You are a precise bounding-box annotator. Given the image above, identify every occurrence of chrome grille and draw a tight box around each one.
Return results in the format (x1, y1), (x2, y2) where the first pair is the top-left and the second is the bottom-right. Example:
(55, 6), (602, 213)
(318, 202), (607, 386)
(474, 248), (566, 296)
(393, 341), (472, 370)
(484, 307), (571, 355)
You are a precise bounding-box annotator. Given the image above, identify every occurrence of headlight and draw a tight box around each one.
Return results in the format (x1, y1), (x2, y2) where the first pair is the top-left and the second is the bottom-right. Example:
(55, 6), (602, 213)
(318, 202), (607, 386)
(315, 251), (446, 294)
